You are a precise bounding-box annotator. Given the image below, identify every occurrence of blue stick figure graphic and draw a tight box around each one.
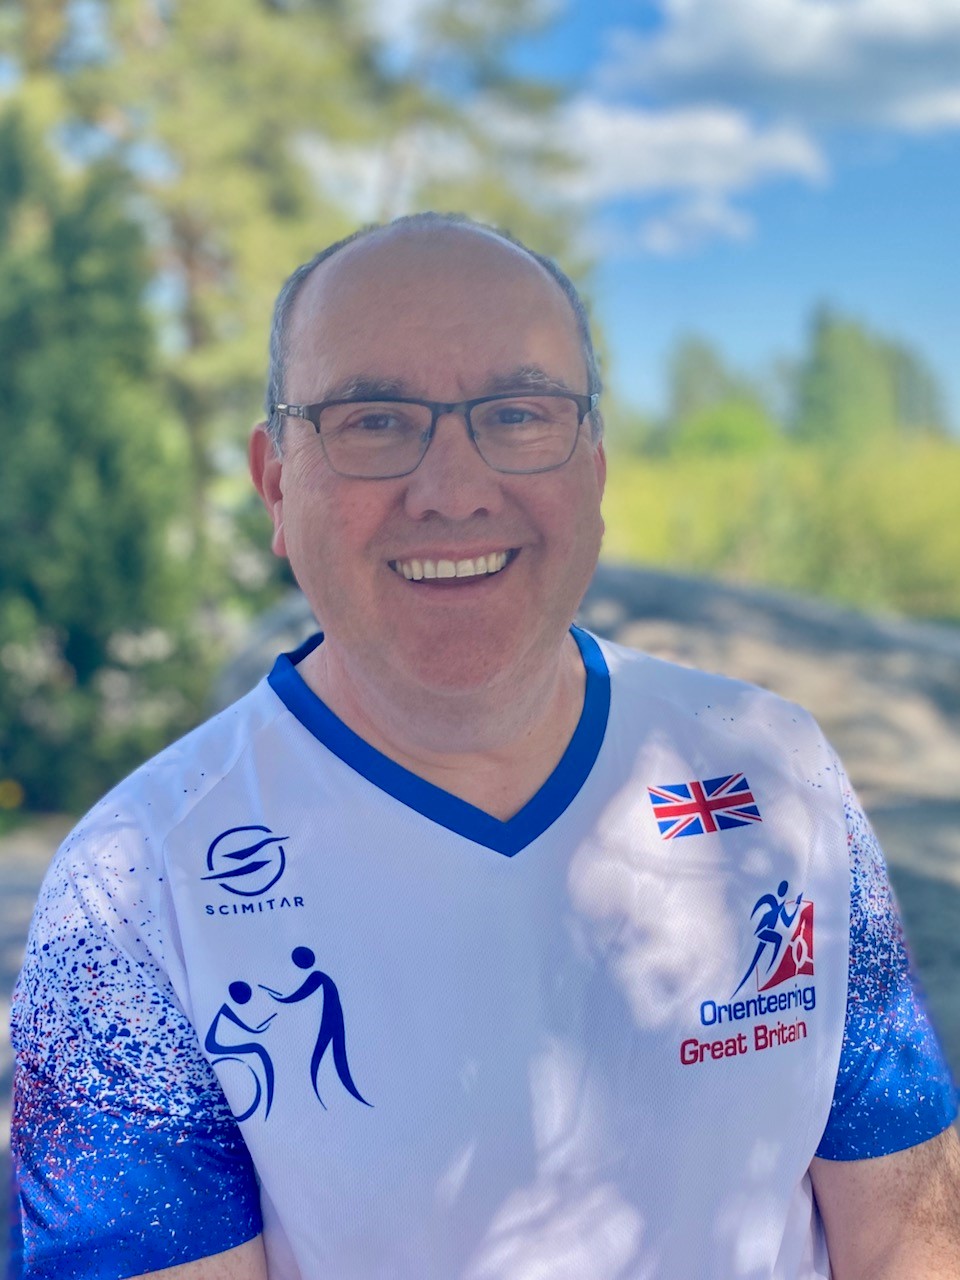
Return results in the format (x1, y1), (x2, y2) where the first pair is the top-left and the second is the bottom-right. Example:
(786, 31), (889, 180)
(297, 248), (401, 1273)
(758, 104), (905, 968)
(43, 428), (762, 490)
(204, 981), (277, 1120)
(732, 881), (804, 996)
(260, 946), (372, 1109)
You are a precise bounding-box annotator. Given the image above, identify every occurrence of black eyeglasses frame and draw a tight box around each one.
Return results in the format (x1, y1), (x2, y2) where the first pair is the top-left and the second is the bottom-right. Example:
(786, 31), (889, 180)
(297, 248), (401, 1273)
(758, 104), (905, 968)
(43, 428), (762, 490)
(271, 390), (600, 479)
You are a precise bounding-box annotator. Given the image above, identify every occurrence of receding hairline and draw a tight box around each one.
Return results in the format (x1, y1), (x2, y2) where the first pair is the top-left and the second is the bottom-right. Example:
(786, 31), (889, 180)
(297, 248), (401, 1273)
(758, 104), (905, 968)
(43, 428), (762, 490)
(288, 218), (578, 340)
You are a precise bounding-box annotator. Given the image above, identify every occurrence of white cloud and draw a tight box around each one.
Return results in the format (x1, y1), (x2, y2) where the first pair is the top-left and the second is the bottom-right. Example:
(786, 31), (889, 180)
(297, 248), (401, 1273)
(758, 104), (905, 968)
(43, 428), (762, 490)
(361, 0), (438, 51)
(584, 195), (754, 258)
(638, 195), (755, 256)
(295, 127), (479, 223)
(557, 98), (825, 256)
(889, 87), (960, 129)
(602, 0), (960, 131)
(294, 96), (825, 257)
(294, 136), (387, 223)
(561, 98), (827, 199)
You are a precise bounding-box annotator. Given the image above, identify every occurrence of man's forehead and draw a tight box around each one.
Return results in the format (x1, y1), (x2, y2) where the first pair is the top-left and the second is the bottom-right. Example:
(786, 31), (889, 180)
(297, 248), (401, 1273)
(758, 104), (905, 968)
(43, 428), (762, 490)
(292, 223), (572, 328)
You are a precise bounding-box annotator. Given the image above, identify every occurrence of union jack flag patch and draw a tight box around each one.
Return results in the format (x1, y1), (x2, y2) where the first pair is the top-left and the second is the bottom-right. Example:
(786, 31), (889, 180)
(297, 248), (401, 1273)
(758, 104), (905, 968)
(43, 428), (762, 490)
(648, 773), (762, 840)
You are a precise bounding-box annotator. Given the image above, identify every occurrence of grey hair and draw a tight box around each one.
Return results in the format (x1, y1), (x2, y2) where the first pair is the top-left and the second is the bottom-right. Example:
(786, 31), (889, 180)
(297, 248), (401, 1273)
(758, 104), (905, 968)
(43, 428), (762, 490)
(264, 211), (603, 453)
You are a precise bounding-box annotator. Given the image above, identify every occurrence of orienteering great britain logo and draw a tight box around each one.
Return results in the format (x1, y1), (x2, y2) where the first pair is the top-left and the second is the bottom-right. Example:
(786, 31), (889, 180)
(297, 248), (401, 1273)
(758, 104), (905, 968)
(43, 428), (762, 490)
(734, 880), (814, 996)
(680, 881), (817, 1068)
(202, 824), (288, 897)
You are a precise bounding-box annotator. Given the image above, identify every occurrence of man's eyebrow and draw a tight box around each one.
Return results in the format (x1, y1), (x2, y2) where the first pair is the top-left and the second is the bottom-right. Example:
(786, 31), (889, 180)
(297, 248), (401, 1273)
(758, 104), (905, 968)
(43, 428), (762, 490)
(482, 366), (575, 395)
(318, 375), (412, 402)
(315, 367), (574, 403)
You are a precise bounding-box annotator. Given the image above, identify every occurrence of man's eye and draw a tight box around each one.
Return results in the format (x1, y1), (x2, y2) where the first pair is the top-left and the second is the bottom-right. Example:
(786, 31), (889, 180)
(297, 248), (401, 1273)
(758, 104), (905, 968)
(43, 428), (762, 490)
(493, 406), (534, 425)
(337, 409), (415, 434)
(354, 414), (400, 432)
(479, 401), (544, 429)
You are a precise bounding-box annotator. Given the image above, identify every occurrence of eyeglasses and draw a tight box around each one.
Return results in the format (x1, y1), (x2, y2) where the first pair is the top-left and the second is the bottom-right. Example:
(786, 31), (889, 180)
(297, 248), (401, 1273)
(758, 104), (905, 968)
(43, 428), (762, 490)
(272, 391), (599, 479)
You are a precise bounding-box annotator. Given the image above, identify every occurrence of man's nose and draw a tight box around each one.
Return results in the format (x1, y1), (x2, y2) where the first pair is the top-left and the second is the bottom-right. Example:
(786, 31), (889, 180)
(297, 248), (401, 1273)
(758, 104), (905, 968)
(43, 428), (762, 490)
(403, 410), (505, 521)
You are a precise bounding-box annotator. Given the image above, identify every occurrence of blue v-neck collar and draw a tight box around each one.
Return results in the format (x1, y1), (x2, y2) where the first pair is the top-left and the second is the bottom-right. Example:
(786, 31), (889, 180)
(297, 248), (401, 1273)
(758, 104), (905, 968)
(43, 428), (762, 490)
(266, 626), (610, 857)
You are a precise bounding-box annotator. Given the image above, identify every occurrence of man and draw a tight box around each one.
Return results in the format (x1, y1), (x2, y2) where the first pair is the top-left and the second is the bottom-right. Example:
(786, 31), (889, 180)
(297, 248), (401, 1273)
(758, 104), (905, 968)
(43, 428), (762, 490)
(11, 213), (960, 1279)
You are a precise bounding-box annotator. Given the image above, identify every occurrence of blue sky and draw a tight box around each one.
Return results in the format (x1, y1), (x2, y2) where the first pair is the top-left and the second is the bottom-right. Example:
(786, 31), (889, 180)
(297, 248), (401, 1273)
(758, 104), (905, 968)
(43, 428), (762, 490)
(503, 0), (960, 425)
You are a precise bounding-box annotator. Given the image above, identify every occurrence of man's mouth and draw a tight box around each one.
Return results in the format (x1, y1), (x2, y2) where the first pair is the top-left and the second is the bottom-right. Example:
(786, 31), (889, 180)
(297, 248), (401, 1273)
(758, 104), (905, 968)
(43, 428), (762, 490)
(388, 549), (517, 582)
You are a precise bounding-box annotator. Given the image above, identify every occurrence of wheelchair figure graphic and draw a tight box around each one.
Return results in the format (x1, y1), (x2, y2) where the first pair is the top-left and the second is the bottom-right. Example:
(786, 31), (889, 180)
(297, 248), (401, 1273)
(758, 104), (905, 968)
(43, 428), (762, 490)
(204, 945), (371, 1121)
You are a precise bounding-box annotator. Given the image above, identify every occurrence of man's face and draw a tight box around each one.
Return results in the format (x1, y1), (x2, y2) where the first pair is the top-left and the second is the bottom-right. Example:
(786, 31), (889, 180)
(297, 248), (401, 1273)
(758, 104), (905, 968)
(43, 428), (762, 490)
(251, 226), (606, 700)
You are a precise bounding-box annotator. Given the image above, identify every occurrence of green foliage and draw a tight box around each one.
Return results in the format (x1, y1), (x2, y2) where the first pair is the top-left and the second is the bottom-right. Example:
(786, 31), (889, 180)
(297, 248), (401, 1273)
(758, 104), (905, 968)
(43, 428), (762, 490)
(602, 437), (960, 621)
(793, 306), (899, 445)
(669, 395), (780, 457)
(668, 334), (746, 424)
(655, 315), (951, 459)
(884, 339), (948, 435)
(0, 106), (204, 811)
(655, 333), (780, 458)
(598, 395), (655, 455)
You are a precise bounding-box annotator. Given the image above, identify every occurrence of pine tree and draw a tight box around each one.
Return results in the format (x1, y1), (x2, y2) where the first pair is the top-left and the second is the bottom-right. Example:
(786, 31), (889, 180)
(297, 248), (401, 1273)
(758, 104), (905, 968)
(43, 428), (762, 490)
(0, 106), (200, 810)
(792, 307), (898, 445)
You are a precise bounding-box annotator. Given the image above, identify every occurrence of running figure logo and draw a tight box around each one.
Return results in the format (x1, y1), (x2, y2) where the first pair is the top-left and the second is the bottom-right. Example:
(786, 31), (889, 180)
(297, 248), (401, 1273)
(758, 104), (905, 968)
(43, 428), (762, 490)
(204, 946), (371, 1120)
(733, 881), (814, 996)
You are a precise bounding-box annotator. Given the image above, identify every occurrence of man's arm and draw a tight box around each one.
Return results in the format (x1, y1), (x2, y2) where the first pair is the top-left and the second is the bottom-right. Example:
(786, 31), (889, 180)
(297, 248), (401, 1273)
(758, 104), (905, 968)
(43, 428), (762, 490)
(132, 1237), (268, 1280)
(810, 1125), (960, 1279)
(12, 814), (264, 1276)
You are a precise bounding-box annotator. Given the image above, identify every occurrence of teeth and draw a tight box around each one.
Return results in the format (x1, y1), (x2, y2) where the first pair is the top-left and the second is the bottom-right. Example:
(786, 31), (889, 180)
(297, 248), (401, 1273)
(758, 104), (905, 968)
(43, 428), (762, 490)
(391, 551), (511, 581)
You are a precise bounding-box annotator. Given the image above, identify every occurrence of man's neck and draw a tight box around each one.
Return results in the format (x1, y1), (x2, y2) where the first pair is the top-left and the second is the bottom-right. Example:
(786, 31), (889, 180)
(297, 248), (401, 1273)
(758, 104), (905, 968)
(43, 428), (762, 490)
(298, 634), (587, 821)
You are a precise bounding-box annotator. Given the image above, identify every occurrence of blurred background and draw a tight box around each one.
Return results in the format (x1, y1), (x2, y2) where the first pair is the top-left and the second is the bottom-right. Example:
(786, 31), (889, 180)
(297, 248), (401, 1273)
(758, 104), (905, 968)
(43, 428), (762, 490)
(1, 0), (959, 1266)
(1, 0), (959, 820)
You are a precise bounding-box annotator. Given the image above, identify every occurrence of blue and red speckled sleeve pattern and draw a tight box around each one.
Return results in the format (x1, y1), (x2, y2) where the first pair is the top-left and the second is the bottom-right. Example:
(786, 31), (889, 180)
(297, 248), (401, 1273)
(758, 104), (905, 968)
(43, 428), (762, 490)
(10, 804), (262, 1280)
(815, 768), (958, 1160)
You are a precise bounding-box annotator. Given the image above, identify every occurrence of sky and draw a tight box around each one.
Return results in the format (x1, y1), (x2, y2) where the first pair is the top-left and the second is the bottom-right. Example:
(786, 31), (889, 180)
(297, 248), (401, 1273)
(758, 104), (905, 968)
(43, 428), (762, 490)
(372, 0), (960, 426)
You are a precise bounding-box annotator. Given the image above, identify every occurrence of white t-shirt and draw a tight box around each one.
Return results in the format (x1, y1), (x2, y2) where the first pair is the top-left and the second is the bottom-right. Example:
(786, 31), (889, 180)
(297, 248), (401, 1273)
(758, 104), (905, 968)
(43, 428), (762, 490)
(11, 629), (957, 1279)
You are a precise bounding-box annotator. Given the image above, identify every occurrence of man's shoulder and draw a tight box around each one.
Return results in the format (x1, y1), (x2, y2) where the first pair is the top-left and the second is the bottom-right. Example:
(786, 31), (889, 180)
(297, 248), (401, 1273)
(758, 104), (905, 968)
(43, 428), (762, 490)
(52, 678), (286, 882)
(593, 631), (833, 776)
(597, 632), (815, 720)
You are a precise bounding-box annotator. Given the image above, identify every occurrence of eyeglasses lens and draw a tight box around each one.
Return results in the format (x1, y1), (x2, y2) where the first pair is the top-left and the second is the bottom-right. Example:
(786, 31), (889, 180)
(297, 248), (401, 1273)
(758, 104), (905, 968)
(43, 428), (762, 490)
(318, 396), (581, 478)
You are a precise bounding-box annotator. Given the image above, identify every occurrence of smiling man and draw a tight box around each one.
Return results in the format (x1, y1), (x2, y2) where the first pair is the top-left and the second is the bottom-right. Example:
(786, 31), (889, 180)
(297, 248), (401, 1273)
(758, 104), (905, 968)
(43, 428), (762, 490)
(11, 214), (960, 1280)
(251, 219), (605, 820)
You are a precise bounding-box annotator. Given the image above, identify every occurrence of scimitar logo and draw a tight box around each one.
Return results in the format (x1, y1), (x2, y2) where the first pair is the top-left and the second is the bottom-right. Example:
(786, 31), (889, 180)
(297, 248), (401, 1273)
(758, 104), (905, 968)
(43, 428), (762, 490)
(202, 824), (289, 897)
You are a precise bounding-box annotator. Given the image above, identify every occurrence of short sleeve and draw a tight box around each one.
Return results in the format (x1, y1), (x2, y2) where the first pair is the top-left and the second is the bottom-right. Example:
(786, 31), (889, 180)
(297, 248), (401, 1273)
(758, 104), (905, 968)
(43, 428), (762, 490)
(815, 771), (958, 1160)
(10, 817), (263, 1279)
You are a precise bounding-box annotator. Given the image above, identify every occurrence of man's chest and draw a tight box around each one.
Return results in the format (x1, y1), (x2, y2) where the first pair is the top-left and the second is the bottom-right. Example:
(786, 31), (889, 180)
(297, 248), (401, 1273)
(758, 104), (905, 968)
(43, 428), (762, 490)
(163, 756), (848, 1278)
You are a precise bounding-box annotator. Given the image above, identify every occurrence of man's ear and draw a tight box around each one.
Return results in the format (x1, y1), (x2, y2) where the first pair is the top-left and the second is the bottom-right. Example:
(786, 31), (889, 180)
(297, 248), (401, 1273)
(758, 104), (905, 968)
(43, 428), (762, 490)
(594, 438), (607, 501)
(249, 422), (287, 558)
